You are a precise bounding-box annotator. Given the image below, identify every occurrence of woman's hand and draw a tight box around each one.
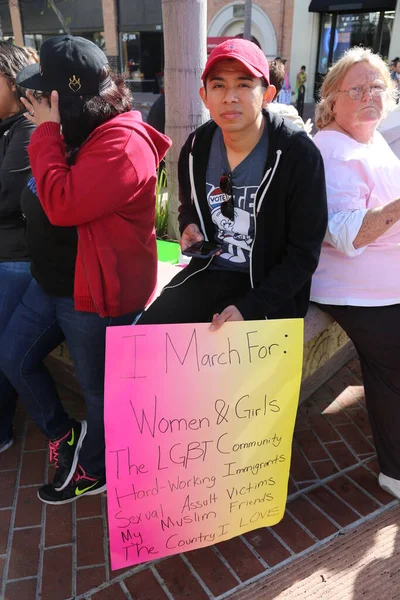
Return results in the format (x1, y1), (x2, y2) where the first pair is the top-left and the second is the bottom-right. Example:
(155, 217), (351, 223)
(21, 90), (60, 127)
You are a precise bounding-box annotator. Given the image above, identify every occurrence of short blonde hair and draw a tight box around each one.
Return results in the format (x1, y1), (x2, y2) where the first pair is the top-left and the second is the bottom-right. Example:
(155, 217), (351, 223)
(315, 47), (397, 130)
(22, 46), (39, 64)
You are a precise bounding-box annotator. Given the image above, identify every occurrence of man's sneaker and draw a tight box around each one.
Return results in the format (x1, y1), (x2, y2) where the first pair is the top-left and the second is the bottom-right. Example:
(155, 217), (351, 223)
(50, 421), (87, 491)
(378, 472), (400, 500)
(0, 438), (13, 454)
(37, 463), (106, 505)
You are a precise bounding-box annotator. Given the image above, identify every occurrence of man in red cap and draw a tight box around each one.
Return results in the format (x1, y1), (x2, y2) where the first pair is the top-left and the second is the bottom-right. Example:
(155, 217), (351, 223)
(139, 38), (327, 328)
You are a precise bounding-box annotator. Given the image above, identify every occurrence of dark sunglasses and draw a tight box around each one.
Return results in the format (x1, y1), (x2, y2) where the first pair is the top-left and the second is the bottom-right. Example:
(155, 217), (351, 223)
(219, 173), (234, 220)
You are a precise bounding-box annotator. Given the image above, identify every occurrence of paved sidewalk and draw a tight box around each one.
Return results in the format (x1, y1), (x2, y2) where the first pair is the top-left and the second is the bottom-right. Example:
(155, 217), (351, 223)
(1, 356), (397, 599)
(230, 504), (400, 599)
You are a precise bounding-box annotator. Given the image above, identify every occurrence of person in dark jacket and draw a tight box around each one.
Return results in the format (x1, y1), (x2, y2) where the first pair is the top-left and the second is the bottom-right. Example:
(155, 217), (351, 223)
(0, 35), (171, 504)
(139, 38), (327, 328)
(147, 93), (165, 134)
(0, 42), (36, 454)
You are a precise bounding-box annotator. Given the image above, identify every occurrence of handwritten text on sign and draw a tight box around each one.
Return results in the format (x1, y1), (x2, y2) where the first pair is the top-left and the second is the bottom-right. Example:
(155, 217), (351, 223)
(105, 320), (303, 570)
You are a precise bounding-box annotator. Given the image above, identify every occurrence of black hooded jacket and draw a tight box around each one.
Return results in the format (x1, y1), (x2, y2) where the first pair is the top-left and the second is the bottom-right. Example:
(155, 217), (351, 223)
(177, 110), (328, 320)
(0, 112), (35, 261)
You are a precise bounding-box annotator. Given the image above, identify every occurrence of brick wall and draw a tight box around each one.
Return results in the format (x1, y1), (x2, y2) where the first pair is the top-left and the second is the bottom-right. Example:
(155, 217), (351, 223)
(101, 0), (119, 58)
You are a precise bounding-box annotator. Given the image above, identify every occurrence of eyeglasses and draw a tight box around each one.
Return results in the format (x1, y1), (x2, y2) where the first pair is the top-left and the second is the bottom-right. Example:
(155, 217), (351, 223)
(219, 173), (234, 220)
(337, 85), (387, 101)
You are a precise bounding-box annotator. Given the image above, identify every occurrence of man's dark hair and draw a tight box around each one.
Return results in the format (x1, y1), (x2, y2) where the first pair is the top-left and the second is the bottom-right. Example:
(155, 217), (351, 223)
(234, 33), (262, 49)
(0, 41), (33, 109)
(268, 59), (285, 99)
(301, 65), (306, 70)
(59, 66), (132, 150)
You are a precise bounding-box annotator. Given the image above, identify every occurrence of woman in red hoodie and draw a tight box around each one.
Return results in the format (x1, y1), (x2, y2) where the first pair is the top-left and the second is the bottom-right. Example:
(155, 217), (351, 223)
(0, 35), (171, 505)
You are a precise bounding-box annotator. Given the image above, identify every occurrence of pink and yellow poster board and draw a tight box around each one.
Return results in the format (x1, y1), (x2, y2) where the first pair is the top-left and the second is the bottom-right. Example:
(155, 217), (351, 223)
(105, 320), (303, 570)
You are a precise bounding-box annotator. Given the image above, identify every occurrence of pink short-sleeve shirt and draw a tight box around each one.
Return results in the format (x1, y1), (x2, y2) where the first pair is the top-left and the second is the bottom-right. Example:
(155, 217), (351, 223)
(311, 130), (400, 306)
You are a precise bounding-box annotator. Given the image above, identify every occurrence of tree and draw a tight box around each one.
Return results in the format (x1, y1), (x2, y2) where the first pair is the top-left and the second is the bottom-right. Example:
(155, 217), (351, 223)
(161, 0), (208, 240)
(46, 0), (71, 34)
(243, 0), (252, 41)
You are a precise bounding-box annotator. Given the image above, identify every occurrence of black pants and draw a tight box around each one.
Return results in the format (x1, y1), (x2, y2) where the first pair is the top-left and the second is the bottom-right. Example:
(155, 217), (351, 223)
(138, 265), (252, 325)
(321, 304), (400, 479)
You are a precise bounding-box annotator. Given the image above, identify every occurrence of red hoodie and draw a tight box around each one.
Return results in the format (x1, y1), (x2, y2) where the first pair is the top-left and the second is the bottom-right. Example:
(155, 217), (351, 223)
(27, 111), (171, 317)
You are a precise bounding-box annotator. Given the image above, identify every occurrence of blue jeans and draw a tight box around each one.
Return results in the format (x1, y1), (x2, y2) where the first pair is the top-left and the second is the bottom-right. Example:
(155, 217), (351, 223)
(0, 261), (32, 442)
(0, 278), (140, 476)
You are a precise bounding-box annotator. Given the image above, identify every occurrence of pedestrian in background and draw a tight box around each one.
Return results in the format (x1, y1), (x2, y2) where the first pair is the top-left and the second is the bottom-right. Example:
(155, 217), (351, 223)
(268, 59), (312, 134)
(276, 57), (291, 105)
(296, 65), (307, 97)
(295, 65), (307, 117)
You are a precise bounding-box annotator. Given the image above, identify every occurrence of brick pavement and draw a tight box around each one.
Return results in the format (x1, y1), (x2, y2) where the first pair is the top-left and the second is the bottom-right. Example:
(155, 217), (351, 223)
(0, 357), (397, 600)
(229, 505), (400, 599)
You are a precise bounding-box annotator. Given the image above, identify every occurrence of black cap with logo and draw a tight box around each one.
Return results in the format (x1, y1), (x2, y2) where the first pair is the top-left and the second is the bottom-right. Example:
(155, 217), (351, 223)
(16, 35), (111, 97)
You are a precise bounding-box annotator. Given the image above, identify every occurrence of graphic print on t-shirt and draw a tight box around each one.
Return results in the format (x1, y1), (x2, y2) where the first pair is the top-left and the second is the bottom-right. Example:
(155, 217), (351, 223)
(207, 182), (257, 268)
(205, 119), (268, 271)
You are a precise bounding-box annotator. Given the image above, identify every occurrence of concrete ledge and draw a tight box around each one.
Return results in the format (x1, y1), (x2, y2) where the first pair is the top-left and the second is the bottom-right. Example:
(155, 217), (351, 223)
(300, 340), (355, 401)
(304, 302), (335, 344)
(301, 302), (355, 401)
(46, 264), (355, 403)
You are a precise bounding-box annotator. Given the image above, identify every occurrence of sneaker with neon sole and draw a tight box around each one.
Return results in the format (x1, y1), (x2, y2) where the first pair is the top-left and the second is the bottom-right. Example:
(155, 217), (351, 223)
(38, 463), (106, 505)
(50, 421), (87, 491)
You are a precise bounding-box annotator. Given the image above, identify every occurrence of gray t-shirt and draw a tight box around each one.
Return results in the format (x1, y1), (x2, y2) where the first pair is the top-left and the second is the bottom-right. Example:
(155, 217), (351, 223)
(206, 120), (268, 271)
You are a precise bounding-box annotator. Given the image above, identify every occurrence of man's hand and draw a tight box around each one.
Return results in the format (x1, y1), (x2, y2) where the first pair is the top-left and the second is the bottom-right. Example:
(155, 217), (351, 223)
(209, 305), (244, 331)
(21, 90), (61, 127)
(180, 223), (204, 252)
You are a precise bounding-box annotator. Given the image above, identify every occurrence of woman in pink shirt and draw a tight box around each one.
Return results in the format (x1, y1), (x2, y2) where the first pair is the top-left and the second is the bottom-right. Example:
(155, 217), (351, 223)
(312, 47), (400, 500)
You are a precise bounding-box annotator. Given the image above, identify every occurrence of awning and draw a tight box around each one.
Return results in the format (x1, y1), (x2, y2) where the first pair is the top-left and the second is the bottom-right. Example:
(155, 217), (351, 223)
(309, 0), (396, 11)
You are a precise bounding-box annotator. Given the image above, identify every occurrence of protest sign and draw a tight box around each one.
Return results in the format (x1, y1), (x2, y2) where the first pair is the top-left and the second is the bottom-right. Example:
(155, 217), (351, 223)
(105, 319), (303, 570)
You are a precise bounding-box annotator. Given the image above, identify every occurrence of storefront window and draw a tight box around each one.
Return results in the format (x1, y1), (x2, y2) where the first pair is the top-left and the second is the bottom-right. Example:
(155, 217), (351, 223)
(24, 32), (104, 53)
(332, 13), (380, 63)
(24, 34), (42, 51)
(317, 13), (333, 74)
(315, 10), (395, 100)
(121, 32), (164, 92)
(121, 32), (142, 79)
(380, 11), (395, 60)
(92, 32), (105, 52)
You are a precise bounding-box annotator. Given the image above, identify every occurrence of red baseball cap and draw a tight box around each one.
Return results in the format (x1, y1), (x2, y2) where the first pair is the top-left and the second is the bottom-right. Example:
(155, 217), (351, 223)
(202, 38), (269, 84)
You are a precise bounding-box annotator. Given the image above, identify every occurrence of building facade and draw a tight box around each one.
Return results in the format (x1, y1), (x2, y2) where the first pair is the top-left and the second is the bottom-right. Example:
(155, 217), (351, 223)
(207, 0), (294, 60)
(0, 0), (164, 91)
(293, 0), (397, 101)
(1, 0), (105, 50)
(1, 0), (400, 102)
